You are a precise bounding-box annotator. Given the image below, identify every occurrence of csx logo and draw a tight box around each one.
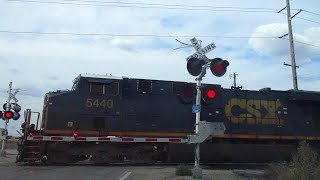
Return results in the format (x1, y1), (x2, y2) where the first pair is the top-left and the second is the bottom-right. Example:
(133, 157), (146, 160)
(85, 98), (114, 109)
(225, 98), (284, 125)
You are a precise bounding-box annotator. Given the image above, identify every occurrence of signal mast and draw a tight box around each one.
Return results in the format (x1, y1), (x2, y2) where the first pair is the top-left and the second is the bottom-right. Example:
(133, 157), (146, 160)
(0, 82), (21, 157)
(185, 37), (228, 178)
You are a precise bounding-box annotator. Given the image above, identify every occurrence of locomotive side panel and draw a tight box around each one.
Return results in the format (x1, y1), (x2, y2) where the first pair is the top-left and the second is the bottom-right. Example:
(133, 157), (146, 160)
(222, 89), (293, 138)
(44, 91), (83, 133)
(124, 79), (194, 135)
(44, 76), (197, 137)
(287, 91), (320, 137)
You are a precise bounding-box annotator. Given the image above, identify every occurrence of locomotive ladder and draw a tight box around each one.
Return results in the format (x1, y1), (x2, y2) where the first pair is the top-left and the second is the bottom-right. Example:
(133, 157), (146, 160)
(16, 109), (43, 163)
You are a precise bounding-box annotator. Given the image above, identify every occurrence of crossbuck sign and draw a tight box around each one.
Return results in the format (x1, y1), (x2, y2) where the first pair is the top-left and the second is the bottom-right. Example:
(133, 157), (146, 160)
(186, 37), (216, 61)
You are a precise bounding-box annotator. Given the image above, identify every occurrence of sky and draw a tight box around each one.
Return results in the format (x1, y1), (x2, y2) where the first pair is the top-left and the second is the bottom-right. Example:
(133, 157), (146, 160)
(0, 0), (319, 135)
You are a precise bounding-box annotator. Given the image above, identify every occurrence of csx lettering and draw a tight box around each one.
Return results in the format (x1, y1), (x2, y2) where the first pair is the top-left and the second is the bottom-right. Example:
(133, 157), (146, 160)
(225, 98), (284, 125)
(86, 98), (113, 109)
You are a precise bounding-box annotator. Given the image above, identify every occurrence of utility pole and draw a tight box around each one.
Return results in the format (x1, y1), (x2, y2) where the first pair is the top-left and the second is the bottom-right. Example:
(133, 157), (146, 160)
(229, 73), (242, 90)
(230, 73), (238, 88)
(286, 0), (299, 90)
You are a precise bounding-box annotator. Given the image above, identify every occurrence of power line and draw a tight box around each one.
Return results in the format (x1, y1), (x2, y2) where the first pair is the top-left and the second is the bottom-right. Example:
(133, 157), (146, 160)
(6, 0), (278, 13)
(58, 0), (281, 10)
(0, 30), (275, 38)
(285, 38), (320, 48)
(301, 9), (320, 17)
(295, 16), (320, 25)
(8, 0), (320, 25)
(278, 12), (320, 25)
(0, 30), (319, 48)
(278, 36), (320, 48)
(14, 0), (317, 15)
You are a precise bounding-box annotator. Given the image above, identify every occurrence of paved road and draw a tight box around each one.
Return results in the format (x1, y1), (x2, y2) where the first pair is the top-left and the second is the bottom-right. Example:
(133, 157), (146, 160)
(0, 150), (260, 180)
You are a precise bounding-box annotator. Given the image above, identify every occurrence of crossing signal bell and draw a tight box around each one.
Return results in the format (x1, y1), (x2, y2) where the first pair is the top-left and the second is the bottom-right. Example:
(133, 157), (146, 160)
(210, 58), (229, 77)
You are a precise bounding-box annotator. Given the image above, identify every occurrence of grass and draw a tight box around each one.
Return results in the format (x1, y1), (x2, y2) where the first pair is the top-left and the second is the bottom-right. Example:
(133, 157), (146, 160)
(266, 141), (320, 180)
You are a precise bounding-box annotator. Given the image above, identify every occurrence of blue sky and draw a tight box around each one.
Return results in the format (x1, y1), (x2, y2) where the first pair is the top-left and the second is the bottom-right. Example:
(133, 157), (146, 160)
(0, 0), (319, 135)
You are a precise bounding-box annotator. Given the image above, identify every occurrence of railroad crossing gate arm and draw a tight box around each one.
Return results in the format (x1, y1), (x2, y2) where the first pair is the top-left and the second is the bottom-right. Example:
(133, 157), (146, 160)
(187, 121), (225, 144)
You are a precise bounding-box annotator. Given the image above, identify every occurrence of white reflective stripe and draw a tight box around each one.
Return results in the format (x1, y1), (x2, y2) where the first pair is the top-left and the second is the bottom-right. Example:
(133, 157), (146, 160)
(26, 136), (187, 143)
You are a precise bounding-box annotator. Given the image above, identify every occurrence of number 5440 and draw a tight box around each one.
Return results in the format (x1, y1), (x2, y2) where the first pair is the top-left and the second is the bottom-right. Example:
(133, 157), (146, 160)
(86, 98), (113, 109)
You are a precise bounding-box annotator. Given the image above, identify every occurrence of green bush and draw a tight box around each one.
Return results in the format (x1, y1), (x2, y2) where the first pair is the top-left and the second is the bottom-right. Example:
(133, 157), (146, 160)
(266, 141), (320, 180)
(175, 164), (192, 176)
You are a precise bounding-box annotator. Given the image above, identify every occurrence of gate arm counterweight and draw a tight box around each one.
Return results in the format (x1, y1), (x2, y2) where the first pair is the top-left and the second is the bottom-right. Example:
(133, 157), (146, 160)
(187, 121), (225, 144)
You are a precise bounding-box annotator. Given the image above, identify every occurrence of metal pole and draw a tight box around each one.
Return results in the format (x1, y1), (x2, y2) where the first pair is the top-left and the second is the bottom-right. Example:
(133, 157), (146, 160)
(1, 82), (12, 156)
(192, 64), (208, 178)
(1, 120), (8, 153)
(195, 79), (201, 167)
(286, 0), (298, 90)
(233, 73), (237, 87)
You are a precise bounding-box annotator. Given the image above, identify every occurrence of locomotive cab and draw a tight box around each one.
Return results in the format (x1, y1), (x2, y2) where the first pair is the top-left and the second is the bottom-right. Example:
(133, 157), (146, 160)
(42, 74), (124, 136)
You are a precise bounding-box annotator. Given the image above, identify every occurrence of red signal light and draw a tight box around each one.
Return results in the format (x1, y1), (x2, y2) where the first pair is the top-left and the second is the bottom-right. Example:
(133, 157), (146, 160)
(4, 111), (13, 119)
(73, 133), (78, 137)
(187, 57), (206, 76)
(215, 64), (223, 72)
(207, 89), (216, 99)
(201, 85), (221, 105)
(183, 86), (194, 98)
(178, 84), (196, 105)
(210, 58), (229, 77)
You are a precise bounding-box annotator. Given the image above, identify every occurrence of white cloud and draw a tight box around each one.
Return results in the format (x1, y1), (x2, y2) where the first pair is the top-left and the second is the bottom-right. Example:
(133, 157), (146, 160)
(249, 23), (320, 63)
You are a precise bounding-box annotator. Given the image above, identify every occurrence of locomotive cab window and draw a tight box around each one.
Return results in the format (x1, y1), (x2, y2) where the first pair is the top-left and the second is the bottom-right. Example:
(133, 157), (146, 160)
(89, 82), (119, 96)
(90, 83), (104, 95)
(105, 82), (119, 96)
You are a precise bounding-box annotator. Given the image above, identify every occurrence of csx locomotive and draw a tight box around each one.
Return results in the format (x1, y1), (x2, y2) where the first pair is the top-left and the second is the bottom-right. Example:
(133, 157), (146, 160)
(17, 74), (320, 164)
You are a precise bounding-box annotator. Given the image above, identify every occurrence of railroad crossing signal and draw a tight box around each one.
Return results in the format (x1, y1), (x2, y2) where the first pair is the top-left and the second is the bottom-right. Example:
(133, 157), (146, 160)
(0, 110), (14, 120)
(187, 57), (206, 76)
(186, 37), (229, 77)
(186, 42), (216, 61)
(184, 37), (227, 177)
(2, 103), (21, 120)
(210, 58), (229, 77)
(187, 57), (229, 77)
